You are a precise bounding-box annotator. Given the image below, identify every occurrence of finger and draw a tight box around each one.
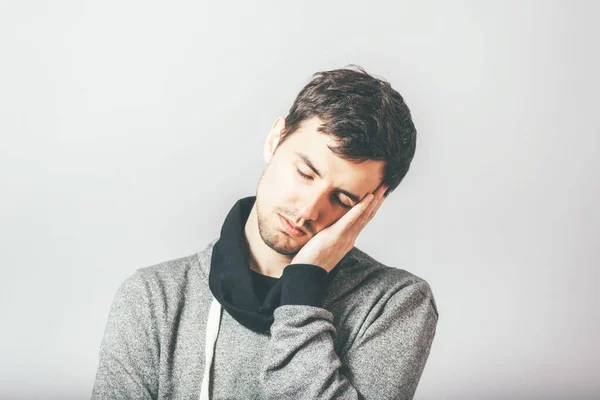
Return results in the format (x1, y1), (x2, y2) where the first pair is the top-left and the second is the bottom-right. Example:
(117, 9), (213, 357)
(332, 192), (374, 235)
(358, 184), (386, 222)
(349, 185), (387, 235)
(367, 188), (386, 222)
(365, 185), (388, 221)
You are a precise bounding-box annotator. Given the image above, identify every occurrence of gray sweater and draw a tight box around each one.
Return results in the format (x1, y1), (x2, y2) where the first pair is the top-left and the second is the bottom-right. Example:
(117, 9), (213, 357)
(91, 238), (438, 399)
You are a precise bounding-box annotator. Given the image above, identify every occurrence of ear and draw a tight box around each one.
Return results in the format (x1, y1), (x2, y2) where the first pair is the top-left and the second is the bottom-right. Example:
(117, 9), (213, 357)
(263, 116), (286, 163)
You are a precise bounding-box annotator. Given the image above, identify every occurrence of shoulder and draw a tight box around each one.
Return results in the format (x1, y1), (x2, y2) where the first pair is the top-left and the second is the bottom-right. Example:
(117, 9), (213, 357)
(116, 240), (217, 308)
(130, 237), (219, 287)
(132, 253), (200, 289)
(332, 246), (439, 318)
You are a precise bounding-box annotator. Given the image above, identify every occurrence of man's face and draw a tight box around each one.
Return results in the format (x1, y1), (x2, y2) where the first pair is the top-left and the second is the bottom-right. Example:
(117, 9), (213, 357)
(255, 117), (384, 255)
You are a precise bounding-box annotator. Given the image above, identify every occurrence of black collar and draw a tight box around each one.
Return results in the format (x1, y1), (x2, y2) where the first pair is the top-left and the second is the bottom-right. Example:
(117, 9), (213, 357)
(209, 196), (283, 332)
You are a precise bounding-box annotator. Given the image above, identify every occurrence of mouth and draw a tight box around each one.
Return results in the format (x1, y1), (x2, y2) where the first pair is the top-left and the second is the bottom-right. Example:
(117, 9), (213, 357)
(278, 214), (306, 237)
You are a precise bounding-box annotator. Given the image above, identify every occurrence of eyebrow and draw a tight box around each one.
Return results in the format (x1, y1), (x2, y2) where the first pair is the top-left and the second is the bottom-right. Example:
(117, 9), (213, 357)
(295, 151), (361, 204)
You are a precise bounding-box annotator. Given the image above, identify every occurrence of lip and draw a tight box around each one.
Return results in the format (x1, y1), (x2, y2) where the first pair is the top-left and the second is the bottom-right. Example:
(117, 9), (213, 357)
(278, 214), (306, 237)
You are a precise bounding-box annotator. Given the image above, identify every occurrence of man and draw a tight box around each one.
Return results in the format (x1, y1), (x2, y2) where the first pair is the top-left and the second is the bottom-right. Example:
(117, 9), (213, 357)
(92, 65), (438, 399)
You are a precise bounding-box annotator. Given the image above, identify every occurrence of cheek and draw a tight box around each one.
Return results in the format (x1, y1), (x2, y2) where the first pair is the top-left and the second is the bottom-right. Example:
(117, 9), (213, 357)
(276, 161), (299, 191)
(259, 161), (297, 204)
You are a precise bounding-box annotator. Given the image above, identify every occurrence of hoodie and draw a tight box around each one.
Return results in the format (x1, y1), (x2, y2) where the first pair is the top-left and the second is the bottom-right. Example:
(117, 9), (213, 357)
(91, 196), (439, 399)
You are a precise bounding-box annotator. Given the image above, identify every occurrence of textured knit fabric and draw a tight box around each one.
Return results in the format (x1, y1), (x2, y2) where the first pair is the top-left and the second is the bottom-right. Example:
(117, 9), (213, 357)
(92, 240), (438, 400)
(91, 238), (439, 399)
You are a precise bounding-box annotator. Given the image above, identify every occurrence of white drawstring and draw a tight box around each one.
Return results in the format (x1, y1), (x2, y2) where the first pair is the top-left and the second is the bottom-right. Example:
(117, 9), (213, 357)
(200, 297), (222, 400)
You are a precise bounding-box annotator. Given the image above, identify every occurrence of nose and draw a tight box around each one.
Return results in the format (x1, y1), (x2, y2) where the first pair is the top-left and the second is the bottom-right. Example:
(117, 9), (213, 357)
(294, 187), (329, 226)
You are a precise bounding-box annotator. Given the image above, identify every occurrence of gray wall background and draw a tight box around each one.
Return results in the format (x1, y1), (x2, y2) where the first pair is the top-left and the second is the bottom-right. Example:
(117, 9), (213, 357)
(1, 1), (598, 399)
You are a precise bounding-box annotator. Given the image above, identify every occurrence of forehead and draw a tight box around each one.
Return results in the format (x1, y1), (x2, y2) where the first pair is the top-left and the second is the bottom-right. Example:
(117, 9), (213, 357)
(281, 118), (384, 192)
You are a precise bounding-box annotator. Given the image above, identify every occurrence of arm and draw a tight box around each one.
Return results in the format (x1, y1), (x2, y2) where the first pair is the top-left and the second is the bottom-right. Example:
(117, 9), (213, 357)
(91, 271), (160, 399)
(260, 266), (438, 399)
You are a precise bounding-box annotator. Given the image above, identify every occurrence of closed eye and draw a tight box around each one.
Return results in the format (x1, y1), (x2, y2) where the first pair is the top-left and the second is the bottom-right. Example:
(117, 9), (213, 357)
(337, 197), (352, 210)
(296, 167), (352, 209)
(296, 168), (313, 180)
(336, 196), (352, 209)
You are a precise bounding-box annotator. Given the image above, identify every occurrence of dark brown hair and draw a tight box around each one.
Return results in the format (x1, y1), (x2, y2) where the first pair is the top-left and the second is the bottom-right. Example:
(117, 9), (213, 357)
(279, 65), (417, 196)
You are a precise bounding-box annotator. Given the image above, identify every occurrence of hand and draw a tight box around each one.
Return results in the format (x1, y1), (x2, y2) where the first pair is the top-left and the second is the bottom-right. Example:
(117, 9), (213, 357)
(289, 184), (389, 273)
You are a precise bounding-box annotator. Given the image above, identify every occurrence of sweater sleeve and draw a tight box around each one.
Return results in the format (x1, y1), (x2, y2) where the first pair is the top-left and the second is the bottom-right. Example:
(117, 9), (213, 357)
(260, 283), (438, 400)
(279, 264), (329, 307)
(91, 271), (160, 400)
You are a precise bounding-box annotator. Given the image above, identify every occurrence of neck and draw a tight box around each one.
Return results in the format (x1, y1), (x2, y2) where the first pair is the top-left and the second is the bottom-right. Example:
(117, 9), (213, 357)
(243, 204), (293, 279)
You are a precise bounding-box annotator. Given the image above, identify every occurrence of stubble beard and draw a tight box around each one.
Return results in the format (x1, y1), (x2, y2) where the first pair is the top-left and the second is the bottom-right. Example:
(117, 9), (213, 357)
(255, 166), (305, 256)
(255, 198), (303, 256)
